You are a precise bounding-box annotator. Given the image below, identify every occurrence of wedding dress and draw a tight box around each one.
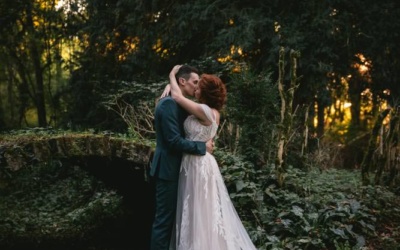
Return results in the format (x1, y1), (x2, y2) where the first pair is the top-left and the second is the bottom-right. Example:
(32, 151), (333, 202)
(172, 104), (257, 250)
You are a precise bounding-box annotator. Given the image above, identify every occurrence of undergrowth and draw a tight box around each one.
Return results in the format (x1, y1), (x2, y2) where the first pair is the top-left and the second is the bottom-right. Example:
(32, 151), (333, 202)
(1, 147), (399, 249)
(216, 150), (400, 250)
(0, 161), (124, 249)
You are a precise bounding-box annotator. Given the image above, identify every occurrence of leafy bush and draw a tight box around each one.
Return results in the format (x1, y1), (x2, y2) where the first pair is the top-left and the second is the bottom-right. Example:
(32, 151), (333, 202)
(223, 67), (279, 167)
(214, 148), (399, 249)
(0, 160), (124, 248)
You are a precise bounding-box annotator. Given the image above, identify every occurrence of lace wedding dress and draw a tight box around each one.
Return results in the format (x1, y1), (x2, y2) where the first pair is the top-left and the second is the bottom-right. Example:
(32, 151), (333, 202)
(171, 104), (257, 250)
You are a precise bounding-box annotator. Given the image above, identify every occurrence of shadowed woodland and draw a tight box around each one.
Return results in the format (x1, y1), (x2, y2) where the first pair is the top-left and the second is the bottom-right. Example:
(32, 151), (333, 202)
(1, 0), (400, 249)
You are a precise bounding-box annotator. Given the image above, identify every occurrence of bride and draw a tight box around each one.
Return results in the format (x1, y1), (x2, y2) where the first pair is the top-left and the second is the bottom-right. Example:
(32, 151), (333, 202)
(164, 65), (257, 250)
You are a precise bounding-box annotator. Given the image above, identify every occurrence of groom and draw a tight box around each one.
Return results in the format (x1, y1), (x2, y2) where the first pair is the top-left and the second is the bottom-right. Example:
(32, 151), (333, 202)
(150, 65), (212, 250)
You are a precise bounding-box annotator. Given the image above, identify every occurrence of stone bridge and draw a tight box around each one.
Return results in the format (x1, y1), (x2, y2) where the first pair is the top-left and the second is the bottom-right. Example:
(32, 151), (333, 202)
(0, 133), (155, 249)
(0, 133), (153, 171)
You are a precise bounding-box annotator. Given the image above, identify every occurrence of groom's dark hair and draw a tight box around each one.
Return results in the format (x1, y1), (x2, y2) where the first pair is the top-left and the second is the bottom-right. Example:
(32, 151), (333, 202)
(176, 65), (199, 83)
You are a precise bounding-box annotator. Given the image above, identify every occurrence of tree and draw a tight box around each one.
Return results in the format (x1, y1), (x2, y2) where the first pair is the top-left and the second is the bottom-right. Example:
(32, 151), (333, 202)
(0, 0), (68, 127)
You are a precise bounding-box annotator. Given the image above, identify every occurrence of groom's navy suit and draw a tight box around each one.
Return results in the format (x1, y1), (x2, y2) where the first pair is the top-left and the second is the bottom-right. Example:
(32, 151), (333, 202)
(150, 96), (206, 250)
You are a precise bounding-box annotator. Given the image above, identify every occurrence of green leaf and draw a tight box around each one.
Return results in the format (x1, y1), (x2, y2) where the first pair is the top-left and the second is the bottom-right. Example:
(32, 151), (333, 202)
(330, 228), (348, 239)
(291, 205), (304, 217)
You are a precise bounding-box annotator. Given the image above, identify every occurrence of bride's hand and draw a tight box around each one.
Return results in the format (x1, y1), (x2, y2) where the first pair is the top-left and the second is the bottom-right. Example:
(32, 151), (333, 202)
(170, 65), (182, 77)
(160, 84), (171, 98)
(162, 65), (181, 98)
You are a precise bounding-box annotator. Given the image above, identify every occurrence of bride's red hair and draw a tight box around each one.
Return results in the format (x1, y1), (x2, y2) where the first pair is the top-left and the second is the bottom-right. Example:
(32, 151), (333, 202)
(198, 74), (227, 111)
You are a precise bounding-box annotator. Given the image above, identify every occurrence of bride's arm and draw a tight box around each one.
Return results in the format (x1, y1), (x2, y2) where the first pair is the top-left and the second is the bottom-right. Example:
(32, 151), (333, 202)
(159, 84), (171, 99)
(169, 65), (211, 125)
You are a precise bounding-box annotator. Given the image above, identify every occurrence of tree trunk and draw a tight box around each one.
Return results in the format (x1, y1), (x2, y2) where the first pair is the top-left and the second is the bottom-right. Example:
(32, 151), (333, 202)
(301, 105), (310, 157)
(348, 76), (362, 132)
(275, 47), (300, 187)
(382, 108), (400, 187)
(316, 98), (325, 138)
(361, 108), (390, 185)
(26, 1), (47, 127)
(276, 47), (286, 187)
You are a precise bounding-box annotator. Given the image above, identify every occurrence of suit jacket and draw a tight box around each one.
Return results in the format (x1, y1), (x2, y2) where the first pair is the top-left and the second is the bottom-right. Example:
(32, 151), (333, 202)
(150, 96), (206, 181)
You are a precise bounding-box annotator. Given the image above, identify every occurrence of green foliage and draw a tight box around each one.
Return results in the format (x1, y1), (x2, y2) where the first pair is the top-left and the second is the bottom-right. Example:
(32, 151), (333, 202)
(224, 67), (279, 166)
(64, 76), (166, 132)
(100, 79), (166, 139)
(0, 160), (123, 248)
(214, 148), (400, 249)
(215, 149), (261, 214)
(1, 134), (400, 249)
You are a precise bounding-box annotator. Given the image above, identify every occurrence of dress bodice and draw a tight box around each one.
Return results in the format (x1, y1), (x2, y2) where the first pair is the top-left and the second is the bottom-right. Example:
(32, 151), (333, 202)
(183, 104), (218, 142)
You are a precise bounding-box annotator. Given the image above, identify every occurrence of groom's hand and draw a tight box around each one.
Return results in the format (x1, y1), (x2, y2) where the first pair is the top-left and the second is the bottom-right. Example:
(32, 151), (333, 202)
(206, 139), (215, 154)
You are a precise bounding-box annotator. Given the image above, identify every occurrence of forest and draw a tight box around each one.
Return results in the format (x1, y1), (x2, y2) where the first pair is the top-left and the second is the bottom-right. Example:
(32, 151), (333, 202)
(1, 0), (400, 249)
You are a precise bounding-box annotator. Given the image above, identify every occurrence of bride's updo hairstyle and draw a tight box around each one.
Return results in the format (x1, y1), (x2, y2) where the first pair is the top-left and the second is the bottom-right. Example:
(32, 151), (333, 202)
(198, 74), (227, 111)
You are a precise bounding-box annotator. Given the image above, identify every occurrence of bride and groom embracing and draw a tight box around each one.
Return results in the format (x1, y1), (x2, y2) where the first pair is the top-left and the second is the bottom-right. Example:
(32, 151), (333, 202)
(149, 65), (257, 250)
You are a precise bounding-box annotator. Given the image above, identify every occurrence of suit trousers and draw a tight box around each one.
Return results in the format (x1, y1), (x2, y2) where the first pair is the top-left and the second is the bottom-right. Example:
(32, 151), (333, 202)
(150, 178), (178, 250)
